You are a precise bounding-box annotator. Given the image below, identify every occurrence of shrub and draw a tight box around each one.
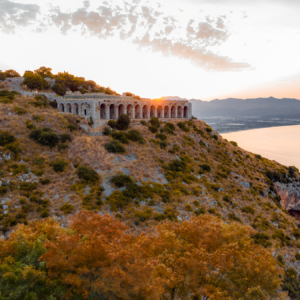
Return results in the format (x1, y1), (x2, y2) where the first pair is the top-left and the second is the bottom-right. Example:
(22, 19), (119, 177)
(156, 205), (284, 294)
(223, 195), (231, 203)
(149, 126), (158, 133)
(228, 213), (241, 223)
(40, 178), (51, 185)
(38, 131), (59, 149)
(0, 90), (18, 101)
(150, 117), (160, 128)
(32, 115), (45, 122)
(255, 154), (262, 160)
(161, 126), (174, 135)
(58, 143), (68, 151)
(25, 120), (36, 130)
(116, 114), (130, 130)
(111, 174), (133, 187)
(50, 160), (68, 172)
(60, 203), (74, 214)
(165, 122), (175, 130)
(40, 210), (50, 218)
(282, 268), (300, 299)
(49, 101), (57, 108)
(13, 106), (26, 115)
(140, 120), (147, 126)
(0, 131), (16, 146)
(159, 140), (167, 149)
(251, 232), (272, 248)
(156, 133), (167, 140)
(241, 206), (255, 214)
(277, 254), (285, 266)
(105, 140), (126, 154)
(19, 182), (38, 191)
(103, 127), (112, 136)
(200, 164), (211, 172)
(296, 253), (300, 260)
(0, 186), (8, 195)
(67, 124), (77, 132)
(77, 166), (100, 183)
(127, 129), (145, 144)
(206, 127), (212, 133)
(107, 191), (131, 211)
(230, 141), (238, 147)
(107, 120), (117, 129)
(177, 122), (189, 132)
(185, 204), (193, 212)
(111, 132), (128, 144)
(23, 73), (49, 90)
(60, 133), (72, 143)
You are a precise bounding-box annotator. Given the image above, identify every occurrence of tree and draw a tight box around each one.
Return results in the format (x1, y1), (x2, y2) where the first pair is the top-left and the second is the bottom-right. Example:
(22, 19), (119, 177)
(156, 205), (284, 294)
(23, 73), (50, 90)
(34, 66), (54, 78)
(52, 83), (66, 96)
(0, 131), (16, 146)
(116, 114), (130, 130)
(4, 69), (20, 78)
(0, 71), (6, 81)
(150, 117), (160, 128)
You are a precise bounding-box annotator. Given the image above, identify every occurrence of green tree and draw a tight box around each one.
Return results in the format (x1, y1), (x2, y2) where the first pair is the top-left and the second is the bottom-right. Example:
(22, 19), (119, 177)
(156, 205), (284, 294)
(4, 69), (21, 78)
(0, 71), (6, 81)
(34, 66), (54, 78)
(116, 114), (130, 130)
(52, 83), (66, 96)
(23, 74), (49, 90)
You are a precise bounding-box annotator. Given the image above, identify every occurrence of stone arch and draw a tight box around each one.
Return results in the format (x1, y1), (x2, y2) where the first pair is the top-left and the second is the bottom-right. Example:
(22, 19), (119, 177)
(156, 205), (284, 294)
(184, 106), (188, 118)
(127, 104), (133, 118)
(59, 103), (65, 112)
(150, 105), (156, 118)
(119, 104), (125, 116)
(135, 104), (141, 118)
(157, 105), (163, 118)
(171, 106), (176, 118)
(74, 103), (79, 115)
(81, 103), (87, 116)
(110, 104), (116, 119)
(164, 106), (169, 118)
(177, 106), (183, 118)
(142, 105), (148, 118)
(66, 103), (72, 113)
(100, 103), (106, 119)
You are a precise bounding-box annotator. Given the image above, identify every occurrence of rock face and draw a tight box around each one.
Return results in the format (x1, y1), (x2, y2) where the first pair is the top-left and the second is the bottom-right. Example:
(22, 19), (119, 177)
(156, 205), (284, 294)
(274, 181), (300, 219)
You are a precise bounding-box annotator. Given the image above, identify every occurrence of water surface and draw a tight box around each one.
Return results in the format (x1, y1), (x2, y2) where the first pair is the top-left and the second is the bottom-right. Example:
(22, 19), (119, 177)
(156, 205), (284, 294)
(222, 125), (300, 169)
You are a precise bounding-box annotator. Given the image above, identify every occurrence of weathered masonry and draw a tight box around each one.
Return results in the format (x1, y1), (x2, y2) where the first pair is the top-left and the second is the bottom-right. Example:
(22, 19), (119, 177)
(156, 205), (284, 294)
(56, 93), (192, 128)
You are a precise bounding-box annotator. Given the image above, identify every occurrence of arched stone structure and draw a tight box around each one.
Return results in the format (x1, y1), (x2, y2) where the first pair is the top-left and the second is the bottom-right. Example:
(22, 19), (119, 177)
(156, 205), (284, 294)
(66, 103), (71, 113)
(171, 106), (176, 118)
(143, 105), (148, 119)
(110, 104), (116, 119)
(164, 106), (169, 118)
(150, 105), (156, 118)
(178, 106), (183, 118)
(59, 103), (65, 112)
(119, 104), (125, 116)
(74, 103), (79, 115)
(135, 104), (141, 119)
(127, 104), (133, 118)
(157, 105), (163, 118)
(81, 103), (87, 116)
(100, 103), (106, 119)
(184, 106), (188, 118)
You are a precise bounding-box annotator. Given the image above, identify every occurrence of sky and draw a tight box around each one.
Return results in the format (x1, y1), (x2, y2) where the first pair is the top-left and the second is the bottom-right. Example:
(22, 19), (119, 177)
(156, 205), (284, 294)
(0, 0), (299, 100)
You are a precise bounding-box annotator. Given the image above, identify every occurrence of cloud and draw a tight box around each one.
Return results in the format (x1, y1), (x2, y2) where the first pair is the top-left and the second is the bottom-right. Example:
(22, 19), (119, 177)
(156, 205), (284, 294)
(0, 0), (40, 33)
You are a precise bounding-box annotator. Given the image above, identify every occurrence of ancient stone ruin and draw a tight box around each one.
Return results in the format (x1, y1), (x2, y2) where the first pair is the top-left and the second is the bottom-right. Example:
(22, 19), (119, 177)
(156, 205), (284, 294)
(56, 92), (192, 128)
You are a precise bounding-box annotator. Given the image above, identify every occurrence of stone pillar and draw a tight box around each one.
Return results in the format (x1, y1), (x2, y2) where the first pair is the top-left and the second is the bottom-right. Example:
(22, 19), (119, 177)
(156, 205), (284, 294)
(175, 106), (178, 118)
(132, 107), (135, 119)
(147, 107), (150, 119)
(140, 106), (143, 119)
(154, 106), (157, 118)
(115, 105), (119, 119)
(124, 107), (127, 115)
(167, 106), (171, 119)
(106, 105), (110, 120)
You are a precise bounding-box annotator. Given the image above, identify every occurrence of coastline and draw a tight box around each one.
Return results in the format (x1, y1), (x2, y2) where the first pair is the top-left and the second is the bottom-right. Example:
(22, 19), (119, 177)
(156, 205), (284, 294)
(221, 124), (300, 169)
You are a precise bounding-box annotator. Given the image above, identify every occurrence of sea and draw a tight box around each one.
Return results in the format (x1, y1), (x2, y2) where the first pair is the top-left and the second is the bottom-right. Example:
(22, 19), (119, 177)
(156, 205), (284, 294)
(200, 117), (300, 169)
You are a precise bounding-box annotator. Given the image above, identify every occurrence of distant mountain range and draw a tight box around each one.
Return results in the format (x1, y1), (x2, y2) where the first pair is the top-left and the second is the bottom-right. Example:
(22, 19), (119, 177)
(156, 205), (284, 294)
(170, 97), (300, 118)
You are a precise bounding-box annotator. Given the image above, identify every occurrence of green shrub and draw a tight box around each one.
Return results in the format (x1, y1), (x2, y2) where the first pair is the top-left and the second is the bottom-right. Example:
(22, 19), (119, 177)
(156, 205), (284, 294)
(295, 253), (300, 260)
(103, 127), (112, 136)
(282, 268), (300, 299)
(107, 120), (117, 129)
(185, 204), (193, 212)
(149, 126), (158, 133)
(40, 178), (51, 185)
(200, 164), (211, 172)
(230, 141), (238, 147)
(277, 254), (285, 266)
(67, 124), (77, 132)
(156, 133), (167, 140)
(223, 195), (231, 203)
(228, 213), (241, 223)
(23, 73), (49, 90)
(38, 131), (59, 149)
(0, 131), (16, 146)
(60, 133), (72, 143)
(111, 132), (128, 144)
(58, 143), (68, 151)
(206, 127), (212, 133)
(105, 140), (126, 154)
(255, 154), (262, 160)
(0, 90), (19, 101)
(177, 122), (189, 132)
(32, 115), (45, 122)
(107, 191), (131, 211)
(127, 129), (145, 144)
(13, 106), (26, 115)
(0, 186), (8, 195)
(161, 126), (174, 135)
(116, 114), (130, 130)
(4, 142), (22, 156)
(150, 117), (160, 128)
(167, 159), (187, 172)
(165, 122), (175, 130)
(159, 140), (167, 149)
(40, 210), (50, 218)
(19, 182), (38, 191)
(251, 232), (272, 248)
(49, 101), (57, 108)
(50, 160), (68, 172)
(77, 166), (100, 183)
(111, 174), (133, 187)
(60, 203), (74, 214)
(25, 120), (36, 130)
(242, 206), (255, 214)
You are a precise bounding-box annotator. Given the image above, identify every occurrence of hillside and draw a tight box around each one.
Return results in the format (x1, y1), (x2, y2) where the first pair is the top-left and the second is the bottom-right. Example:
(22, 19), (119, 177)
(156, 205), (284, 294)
(1, 89), (300, 298)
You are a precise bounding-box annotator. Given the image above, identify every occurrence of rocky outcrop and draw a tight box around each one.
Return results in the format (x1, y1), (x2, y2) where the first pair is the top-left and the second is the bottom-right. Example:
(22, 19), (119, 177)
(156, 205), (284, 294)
(274, 181), (300, 219)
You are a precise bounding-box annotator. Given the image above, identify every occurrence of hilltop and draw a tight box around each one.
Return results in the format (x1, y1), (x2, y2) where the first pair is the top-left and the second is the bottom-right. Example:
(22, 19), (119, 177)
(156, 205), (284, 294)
(1, 84), (300, 298)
